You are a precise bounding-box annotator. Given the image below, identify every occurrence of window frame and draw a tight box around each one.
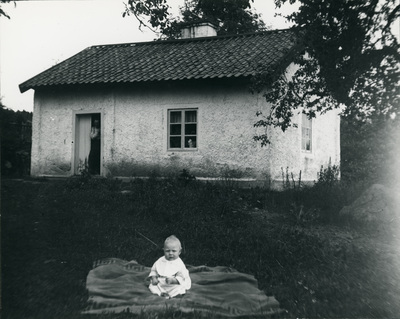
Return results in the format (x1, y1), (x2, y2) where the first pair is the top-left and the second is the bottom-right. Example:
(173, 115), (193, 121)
(167, 108), (198, 151)
(301, 113), (312, 152)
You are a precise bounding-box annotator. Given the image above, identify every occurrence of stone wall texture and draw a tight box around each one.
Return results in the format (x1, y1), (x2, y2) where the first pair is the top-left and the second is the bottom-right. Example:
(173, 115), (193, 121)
(31, 78), (340, 184)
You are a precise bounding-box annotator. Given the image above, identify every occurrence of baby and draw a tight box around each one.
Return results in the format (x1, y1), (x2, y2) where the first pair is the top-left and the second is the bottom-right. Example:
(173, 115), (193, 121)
(148, 235), (191, 298)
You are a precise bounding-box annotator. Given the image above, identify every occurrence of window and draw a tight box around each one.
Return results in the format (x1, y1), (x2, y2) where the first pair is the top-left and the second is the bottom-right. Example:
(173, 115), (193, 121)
(168, 109), (197, 150)
(301, 113), (312, 151)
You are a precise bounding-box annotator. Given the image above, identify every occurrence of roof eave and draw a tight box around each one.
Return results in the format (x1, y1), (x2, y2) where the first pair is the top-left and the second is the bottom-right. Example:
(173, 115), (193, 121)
(18, 75), (256, 93)
(19, 82), (32, 94)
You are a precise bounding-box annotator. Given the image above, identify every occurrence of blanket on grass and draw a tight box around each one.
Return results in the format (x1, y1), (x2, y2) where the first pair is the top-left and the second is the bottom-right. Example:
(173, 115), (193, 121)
(83, 258), (284, 318)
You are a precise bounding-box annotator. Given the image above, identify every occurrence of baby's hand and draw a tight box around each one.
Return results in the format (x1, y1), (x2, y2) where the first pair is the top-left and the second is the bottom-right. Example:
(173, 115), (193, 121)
(166, 277), (179, 285)
(150, 276), (159, 285)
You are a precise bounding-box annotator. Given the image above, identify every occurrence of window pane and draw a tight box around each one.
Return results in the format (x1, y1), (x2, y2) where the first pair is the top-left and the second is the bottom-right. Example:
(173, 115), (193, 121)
(302, 127), (311, 151)
(185, 136), (196, 148)
(170, 111), (182, 123)
(185, 124), (197, 135)
(302, 114), (311, 128)
(303, 138), (311, 151)
(301, 114), (312, 151)
(302, 128), (309, 138)
(185, 111), (197, 123)
(168, 109), (197, 150)
(170, 124), (181, 135)
(170, 137), (181, 148)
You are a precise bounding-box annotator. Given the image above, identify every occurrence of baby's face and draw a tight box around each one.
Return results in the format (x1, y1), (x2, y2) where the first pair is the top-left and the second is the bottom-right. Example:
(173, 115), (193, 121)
(163, 241), (181, 261)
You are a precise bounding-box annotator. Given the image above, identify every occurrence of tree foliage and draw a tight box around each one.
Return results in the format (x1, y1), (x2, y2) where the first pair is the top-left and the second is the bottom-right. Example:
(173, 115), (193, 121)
(0, 0), (13, 19)
(123, 0), (399, 149)
(123, 0), (170, 33)
(124, 0), (265, 38)
(179, 0), (265, 36)
(255, 0), (400, 144)
(341, 115), (400, 184)
(0, 102), (32, 176)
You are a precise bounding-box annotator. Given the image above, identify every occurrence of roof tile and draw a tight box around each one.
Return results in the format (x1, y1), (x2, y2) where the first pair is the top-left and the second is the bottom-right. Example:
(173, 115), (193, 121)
(19, 29), (298, 93)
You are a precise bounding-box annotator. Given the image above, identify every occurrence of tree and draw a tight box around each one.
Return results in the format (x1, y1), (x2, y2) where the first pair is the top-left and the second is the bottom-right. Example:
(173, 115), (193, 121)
(340, 115), (400, 184)
(0, 0), (13, 19)
(124, 0), (265, 39)
(179, 0), (265, 36)
(0, 101), (32, 176)
(123, 0), (399, 148)
(123, 0), (170, 34)
(254, 0), (399, 145)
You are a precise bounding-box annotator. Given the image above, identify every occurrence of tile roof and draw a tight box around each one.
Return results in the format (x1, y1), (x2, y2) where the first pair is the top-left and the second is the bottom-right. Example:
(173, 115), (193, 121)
(19, 29), (298, 93)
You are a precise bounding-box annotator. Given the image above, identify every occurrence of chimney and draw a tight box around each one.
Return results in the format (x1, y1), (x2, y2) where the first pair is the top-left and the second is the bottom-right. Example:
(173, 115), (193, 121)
(180, 20), (218, 39)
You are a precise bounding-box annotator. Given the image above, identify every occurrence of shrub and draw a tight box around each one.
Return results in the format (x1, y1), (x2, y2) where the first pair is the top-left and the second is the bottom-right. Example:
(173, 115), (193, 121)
(314, 161), (340, 189)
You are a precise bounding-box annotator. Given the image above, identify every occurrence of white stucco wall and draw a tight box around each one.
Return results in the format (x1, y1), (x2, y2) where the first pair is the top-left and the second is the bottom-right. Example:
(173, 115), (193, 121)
(268, 109), (341, 185)
(31, 89), (115, 176)
(30, 78), (340, 184)
(258, 62), (341, 185)
(109, 81), (270, 178)
(301, 109), (341, 181)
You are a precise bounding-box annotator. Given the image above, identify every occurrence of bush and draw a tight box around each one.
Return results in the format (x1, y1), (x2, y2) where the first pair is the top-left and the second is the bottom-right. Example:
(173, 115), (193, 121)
(258, 163), (367, 224)
(0, 105), (32, 176)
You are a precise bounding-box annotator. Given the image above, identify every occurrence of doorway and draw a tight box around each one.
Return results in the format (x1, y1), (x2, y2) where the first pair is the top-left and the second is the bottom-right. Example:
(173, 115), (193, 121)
(74, 113), (101, 175)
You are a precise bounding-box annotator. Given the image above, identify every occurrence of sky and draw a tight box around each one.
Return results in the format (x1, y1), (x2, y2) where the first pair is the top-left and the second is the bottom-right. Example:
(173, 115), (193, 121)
(0, 0), (296, 112)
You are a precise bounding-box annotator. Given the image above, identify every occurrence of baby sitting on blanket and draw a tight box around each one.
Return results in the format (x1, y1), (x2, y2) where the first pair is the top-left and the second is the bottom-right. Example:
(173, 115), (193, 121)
(148, 235), (191, 299)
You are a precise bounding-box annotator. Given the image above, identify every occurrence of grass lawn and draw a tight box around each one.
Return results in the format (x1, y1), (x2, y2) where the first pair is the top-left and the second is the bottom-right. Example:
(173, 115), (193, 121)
(2, 176), (400, 318)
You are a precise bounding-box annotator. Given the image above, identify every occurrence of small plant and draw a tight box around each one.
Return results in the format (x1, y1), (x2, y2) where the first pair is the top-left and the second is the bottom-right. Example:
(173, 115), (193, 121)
(281, 167), (302, 191)
(315, 160), (340, 188)
(294, 160), (343, 223)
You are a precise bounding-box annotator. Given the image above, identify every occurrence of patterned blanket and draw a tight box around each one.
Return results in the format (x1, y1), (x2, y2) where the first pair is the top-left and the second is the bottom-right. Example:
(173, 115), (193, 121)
(83, 258), (284, 318)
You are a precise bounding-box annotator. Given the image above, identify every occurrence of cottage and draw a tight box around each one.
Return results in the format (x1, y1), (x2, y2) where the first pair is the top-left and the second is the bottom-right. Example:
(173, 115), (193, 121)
(19, 23), (340, 186)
